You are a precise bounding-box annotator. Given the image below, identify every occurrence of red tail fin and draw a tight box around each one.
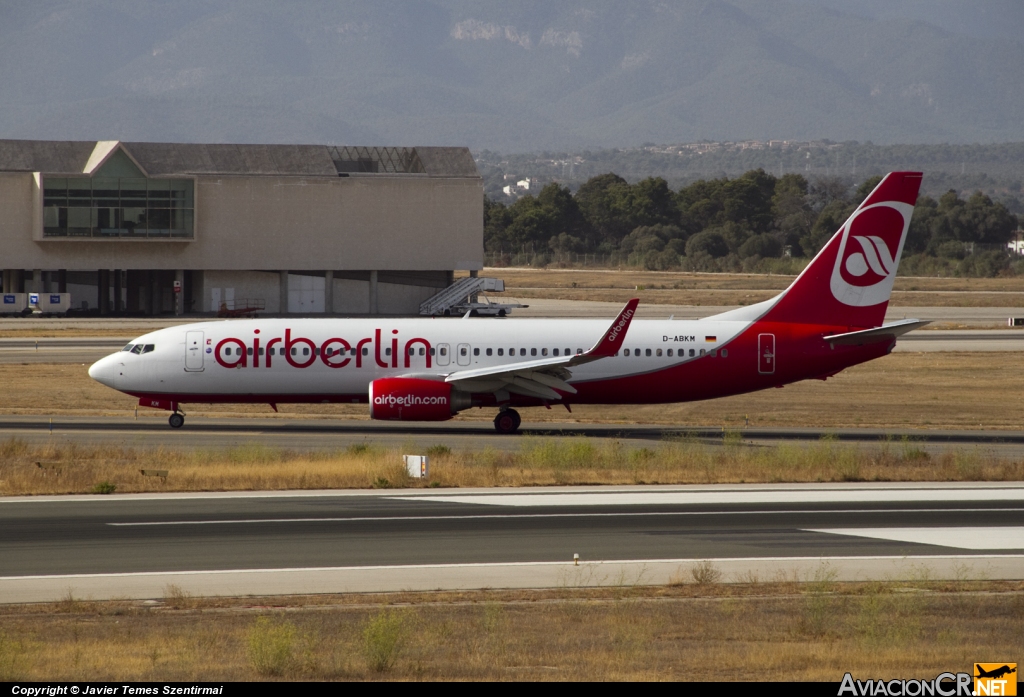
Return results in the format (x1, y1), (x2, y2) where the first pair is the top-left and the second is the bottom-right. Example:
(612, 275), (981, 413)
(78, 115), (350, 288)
(763, 171), (923, 328)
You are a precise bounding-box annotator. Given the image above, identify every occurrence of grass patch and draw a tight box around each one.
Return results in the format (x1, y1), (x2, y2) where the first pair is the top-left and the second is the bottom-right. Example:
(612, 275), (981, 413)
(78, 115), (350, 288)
(0, 581), (1021, 681)
(1, 435), (1021, 495)
(247, 616), (297, 677)
(362, 609), (406, 674)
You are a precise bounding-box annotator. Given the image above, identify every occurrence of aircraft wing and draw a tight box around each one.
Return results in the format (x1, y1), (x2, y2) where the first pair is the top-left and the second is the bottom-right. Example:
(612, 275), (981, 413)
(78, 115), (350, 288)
(442, 298), (639, 401)
(823, 319), (930, 346)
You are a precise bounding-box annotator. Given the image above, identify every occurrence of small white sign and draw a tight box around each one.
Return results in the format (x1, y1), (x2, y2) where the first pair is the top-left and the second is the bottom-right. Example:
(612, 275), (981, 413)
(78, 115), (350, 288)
(403, 455), (429, 478)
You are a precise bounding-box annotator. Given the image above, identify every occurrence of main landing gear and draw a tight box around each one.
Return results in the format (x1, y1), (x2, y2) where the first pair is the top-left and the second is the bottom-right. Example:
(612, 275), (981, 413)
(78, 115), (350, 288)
(168, 412), (185, 429)
(493, 408), (521, 434)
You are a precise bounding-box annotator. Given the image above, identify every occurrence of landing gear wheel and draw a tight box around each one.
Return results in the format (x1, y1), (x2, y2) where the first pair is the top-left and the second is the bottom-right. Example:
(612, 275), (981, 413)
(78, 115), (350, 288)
(493, 408), (521, 434)
(168, 413), (185, 429)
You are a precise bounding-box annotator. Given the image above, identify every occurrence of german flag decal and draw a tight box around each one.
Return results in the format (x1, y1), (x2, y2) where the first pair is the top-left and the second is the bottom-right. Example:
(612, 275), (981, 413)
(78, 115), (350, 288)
(705, 336), (717, 342)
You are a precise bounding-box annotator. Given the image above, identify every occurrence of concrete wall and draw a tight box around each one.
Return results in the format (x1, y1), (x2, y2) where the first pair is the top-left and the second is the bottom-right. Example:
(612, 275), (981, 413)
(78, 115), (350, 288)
(377, 280), (441, 315)
(0, 173), (483, 272)
(192, 270), (446, 316)
(202, 270), (282, 313)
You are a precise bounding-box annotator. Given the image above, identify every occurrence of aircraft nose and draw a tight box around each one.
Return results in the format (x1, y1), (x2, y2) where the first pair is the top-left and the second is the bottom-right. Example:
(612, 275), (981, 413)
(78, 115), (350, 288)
(88, 354), (117, 387)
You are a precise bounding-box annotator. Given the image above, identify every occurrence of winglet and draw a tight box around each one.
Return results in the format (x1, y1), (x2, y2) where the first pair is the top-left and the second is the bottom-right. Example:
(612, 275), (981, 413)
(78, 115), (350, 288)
(582, 298), (639, 359)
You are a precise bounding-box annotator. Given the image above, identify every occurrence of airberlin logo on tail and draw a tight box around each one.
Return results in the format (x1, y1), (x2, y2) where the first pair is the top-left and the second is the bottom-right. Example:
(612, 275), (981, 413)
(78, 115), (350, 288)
(607, 308), (634, 342)
(830, 201), (913, 307)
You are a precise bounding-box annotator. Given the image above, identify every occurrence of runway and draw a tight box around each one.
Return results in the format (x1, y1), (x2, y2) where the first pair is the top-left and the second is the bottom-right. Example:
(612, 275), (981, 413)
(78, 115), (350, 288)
(1, 483), (1021, 602)
(3, 415), (1024, 455)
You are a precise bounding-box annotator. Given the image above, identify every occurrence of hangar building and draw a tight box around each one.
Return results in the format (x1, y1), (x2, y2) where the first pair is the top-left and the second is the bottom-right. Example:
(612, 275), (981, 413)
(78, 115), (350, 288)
(0, 139), (483, 315)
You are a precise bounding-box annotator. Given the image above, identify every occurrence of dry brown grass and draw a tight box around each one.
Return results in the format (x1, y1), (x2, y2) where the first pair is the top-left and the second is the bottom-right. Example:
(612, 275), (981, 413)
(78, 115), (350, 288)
(483, 269), (1024, 307)
(489, 268), (1024, 292)
(1, 435), (1020, 495)
(1, 582), (1021, 681)
(4, 351), (1023, 431)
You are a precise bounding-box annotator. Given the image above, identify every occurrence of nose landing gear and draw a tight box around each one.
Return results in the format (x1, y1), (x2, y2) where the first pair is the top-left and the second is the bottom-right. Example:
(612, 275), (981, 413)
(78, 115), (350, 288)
(168, 412), (185, 429)
(493, 408), (521, 434)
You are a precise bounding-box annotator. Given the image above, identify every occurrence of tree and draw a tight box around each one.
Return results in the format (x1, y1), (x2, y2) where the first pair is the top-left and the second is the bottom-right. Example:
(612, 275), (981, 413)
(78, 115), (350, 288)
(739, 233), (783, 259)
(685, 230), (730, 258)
(802, 199), (853, 256)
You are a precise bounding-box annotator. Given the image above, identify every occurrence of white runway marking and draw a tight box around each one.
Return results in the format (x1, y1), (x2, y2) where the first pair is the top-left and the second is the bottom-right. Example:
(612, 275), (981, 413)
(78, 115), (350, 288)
(107, 508), (1022, 527)
(398, 488), (1024, 508)
(806, 527), (1024, 550)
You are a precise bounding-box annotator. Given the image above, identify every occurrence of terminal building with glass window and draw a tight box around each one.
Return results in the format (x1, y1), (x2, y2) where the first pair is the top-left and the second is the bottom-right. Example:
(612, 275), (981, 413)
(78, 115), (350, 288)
(0, 139), (482, 315)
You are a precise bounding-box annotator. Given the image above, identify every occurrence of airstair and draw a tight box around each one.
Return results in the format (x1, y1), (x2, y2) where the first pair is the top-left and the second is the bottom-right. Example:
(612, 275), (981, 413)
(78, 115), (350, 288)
(419, 276), (527, 317)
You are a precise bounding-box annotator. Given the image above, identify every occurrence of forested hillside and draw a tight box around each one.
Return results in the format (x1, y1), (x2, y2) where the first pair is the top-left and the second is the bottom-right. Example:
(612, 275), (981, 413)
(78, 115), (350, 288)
(484, 170), (1022, 277)
(478, 142), (1024, 203)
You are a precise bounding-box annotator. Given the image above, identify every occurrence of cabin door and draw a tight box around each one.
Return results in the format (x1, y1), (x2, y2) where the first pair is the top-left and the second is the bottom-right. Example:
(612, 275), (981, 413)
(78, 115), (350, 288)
(758, 333), (775, 375)
(185, 331), (205, 372)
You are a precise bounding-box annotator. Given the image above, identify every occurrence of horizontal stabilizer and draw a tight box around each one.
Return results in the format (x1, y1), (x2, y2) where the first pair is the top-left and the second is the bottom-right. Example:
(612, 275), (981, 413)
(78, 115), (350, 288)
(823, 319), (930, 346)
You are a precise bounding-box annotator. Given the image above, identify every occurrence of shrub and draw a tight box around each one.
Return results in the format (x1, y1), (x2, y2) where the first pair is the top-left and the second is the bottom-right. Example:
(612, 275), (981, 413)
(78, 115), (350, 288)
(363, 609), (406, 673)
(425, 444), (452, 458)
(691, 560), (723, 585)
(247, 617), (296, 677)
(92, 481), (117, 495)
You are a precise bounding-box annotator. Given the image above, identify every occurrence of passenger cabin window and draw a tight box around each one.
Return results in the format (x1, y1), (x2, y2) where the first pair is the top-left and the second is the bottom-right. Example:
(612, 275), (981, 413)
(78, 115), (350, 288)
(460, 347), (467, 356)
(486, 348), (493, 356)
(667, 349), (673, 357)
(553, 348), (559, 356)
(531, 348), (537, 356)
(646, 348), (652, 357)
(520, 348), (526, 356)
(498, 348), (504, 356)
(624, 349), (630, 356)
(656, 349), (662, 357)
(689, 349), (695, 357)
(385, 348), (392, 356)
(474, 348), (480, 356)
(721, 349), (728, 358)
(541, 348), (548, 356)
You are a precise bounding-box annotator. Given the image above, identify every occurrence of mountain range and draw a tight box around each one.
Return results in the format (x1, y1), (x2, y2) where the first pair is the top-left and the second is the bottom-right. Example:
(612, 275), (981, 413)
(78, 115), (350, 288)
(1, 0), (1022, 151)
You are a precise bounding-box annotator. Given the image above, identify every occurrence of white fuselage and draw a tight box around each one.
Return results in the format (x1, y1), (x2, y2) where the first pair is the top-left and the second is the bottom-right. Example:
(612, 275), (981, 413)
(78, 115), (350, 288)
(88, 316), (749, 401)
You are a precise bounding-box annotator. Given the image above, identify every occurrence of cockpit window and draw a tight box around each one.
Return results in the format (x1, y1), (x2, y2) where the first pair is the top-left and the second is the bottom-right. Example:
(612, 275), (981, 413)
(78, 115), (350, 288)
(130, 344), (144, 354)
(141, 344), (155, 354)
(121, 344), (134, 352)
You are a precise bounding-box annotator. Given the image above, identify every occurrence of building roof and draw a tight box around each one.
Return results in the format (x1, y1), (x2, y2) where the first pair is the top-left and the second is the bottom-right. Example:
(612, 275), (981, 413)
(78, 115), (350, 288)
(0, 140), (478, 178)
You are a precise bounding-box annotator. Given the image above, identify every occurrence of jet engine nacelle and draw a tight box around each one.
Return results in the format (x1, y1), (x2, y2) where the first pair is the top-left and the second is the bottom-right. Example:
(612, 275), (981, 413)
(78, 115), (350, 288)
(369, 377), (469, 421)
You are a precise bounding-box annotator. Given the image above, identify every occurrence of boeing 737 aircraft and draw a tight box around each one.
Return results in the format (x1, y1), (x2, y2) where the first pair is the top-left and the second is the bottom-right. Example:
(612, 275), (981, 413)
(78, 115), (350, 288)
(89, 172), (925, 433)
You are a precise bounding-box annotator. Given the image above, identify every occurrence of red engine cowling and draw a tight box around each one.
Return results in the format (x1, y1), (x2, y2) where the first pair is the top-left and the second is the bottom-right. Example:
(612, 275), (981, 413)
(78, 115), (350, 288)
(369, 377), (454, 421)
